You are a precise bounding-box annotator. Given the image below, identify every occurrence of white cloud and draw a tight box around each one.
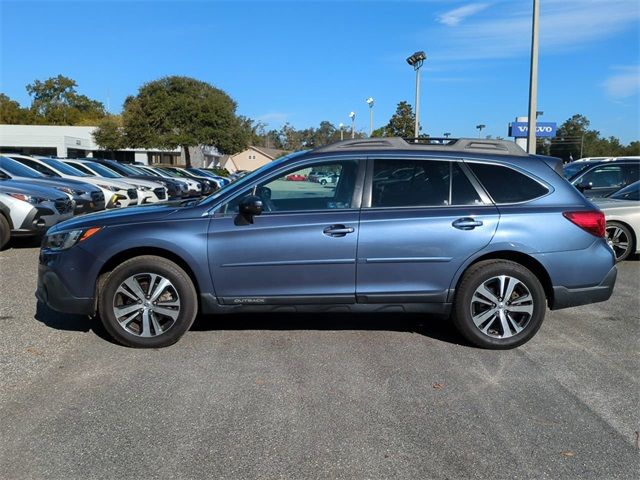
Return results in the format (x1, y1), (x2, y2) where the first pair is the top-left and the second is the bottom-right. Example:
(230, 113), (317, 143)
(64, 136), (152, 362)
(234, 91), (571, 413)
(437, 3), (490, 27)
(603, 66), (640, 99)
(256, 112), (289, 124)
(430, 0), (640, 61)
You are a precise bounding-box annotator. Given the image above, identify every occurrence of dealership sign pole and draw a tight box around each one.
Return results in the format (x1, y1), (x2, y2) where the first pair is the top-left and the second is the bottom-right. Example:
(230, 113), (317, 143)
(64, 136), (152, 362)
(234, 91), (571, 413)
(527, 0), (540, 154)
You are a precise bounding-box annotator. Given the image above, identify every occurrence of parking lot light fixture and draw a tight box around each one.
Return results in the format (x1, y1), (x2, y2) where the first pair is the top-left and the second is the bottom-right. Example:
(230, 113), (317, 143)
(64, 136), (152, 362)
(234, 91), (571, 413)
(349, 112), (356, 139)
(366, 97), (374, 137)
(443, 132), (451, 138)
(476, 124), (486, 137)
(406, 50), (426, 140)
(339, 122), (345, 141)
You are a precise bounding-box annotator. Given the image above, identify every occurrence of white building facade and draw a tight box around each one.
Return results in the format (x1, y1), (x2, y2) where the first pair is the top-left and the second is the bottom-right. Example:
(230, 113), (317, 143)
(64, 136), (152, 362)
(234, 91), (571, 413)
(0, 124), (185, 165)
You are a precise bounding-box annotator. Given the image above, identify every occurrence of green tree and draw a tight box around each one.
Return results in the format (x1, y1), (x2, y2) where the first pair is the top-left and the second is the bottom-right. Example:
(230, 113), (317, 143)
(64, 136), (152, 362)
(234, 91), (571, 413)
(26, 75), (106, 125)
(122, 76), (249, 166)
(93, 116), (126, 152)
(550, 114), (639, 160)
(0, 94), (32, 124)
(383, 101), (416, 138)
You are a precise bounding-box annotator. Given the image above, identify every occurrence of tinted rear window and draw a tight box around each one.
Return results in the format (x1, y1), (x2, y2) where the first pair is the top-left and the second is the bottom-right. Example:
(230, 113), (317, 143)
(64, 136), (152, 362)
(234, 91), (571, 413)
(469, 163), (548, 203)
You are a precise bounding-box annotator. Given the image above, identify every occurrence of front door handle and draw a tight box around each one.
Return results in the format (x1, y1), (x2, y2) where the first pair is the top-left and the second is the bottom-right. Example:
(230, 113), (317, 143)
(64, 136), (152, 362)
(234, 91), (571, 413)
(452, 217), (483, 230)
(323, 225), (355, 237)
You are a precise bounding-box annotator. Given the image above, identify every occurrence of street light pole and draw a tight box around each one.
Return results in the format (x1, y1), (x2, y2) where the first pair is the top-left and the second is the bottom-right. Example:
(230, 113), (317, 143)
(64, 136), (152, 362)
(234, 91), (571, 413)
(366, 97), (374, 137)
(406, 51), (426, 140)
(527, 0), (540, 154)
(339, 123), (344, 141)
(443, 132), (451, 138)
(476, 124), (486, 137)
(349, 112), (356, 139)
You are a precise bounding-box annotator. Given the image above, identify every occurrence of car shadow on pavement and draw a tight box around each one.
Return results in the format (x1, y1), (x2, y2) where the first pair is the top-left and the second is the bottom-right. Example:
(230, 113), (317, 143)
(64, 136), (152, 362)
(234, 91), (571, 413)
(34, 301), (118, 345)
(34, 302), (469, 347)
(7, 237), (42, 249)
(192, 312), (470, 347)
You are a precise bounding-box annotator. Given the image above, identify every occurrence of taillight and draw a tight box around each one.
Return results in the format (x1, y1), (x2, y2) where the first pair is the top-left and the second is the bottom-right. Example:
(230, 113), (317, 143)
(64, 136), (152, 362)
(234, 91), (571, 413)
(563, 211), (605, 237)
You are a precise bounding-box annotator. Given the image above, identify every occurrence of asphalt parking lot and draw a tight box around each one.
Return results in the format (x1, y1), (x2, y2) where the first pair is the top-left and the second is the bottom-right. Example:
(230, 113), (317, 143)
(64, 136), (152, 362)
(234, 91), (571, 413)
(0, 240), (638, 480)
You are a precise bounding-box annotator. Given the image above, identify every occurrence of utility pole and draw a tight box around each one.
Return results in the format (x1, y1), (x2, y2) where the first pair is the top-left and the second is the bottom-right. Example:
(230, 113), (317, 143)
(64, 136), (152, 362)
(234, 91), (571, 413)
(526, 0), (540, 154)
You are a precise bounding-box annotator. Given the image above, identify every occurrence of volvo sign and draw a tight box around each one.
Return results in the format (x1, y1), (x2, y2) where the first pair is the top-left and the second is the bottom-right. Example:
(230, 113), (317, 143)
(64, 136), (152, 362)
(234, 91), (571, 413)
(509, 121), (557, 138)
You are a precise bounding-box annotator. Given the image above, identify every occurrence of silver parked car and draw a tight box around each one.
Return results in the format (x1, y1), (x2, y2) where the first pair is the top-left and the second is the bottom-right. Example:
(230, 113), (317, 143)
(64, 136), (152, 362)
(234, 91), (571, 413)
(0, 181), (74, 249)
(594, 181), (640, 262)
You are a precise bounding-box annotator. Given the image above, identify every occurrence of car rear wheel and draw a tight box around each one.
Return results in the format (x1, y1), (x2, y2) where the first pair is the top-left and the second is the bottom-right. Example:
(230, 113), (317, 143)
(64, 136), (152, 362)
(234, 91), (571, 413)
(98, 256), (197, 348)
(0, 214), (9, 250)
(605, 222), (634, 262)
(453, 260), (546, 349)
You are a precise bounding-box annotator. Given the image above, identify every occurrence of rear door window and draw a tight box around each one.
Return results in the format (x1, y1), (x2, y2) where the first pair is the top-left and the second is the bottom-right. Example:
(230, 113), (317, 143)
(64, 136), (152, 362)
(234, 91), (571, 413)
(577, 165), (624, 189)
(371, 159), (482, 207)
(468, 163), (549, 203)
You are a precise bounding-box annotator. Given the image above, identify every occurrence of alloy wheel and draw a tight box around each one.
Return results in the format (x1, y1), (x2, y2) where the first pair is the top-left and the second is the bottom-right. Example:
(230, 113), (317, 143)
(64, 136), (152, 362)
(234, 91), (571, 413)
(606, 225), (631, 261)
(112, 273), (181, 337)
(469, 275), (534, 339)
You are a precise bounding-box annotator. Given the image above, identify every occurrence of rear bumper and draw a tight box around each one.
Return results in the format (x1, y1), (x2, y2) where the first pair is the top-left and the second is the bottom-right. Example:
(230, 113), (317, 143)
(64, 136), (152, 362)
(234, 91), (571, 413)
(550, 266), (617, 310)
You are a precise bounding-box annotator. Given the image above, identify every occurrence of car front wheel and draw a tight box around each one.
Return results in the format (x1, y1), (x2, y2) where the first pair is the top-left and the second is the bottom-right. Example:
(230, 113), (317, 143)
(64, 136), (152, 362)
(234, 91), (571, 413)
(453, 260), (546, 349)
(0, 214), (9, 250)
(98, 255), (198, 348)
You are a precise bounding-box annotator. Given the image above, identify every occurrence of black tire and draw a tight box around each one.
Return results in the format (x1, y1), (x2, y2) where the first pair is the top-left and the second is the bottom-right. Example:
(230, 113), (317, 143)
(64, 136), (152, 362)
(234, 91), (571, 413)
(606, 221), (634, 262)
(452, 260), (546, 349)
(0, 214), (10, 250)
(320, 179), (327, 185)
(98, 255), (197, 348)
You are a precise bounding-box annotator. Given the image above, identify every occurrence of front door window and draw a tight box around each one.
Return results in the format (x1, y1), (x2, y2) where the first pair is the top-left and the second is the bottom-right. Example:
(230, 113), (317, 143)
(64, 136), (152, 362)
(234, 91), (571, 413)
(221, 160), (359, 214)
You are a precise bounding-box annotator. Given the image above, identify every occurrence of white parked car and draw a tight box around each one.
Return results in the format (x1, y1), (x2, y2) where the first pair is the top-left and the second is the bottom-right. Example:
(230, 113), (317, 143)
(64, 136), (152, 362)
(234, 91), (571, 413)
(594, 181), (640, 262)
(63, 159), (168, 204)
(6, 154), (138, 209)
(0, 181), (74, 249)
(136, 165), (202, 197)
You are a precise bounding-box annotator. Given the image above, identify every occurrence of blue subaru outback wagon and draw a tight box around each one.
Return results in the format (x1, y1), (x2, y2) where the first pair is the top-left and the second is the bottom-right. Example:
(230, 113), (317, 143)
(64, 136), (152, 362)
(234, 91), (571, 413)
(37, 138), (617, 349)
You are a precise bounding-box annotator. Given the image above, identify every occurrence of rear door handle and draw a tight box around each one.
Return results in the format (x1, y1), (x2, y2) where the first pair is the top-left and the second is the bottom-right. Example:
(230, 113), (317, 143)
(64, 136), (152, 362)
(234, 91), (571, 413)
(323, 225), (355, 237)
(452, 217), (483, 230)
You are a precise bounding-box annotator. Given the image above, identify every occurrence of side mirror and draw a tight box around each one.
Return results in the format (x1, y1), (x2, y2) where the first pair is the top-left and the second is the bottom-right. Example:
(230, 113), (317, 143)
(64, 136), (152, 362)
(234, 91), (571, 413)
(577, 182), (592, 192)
(238, 195), (263, 224)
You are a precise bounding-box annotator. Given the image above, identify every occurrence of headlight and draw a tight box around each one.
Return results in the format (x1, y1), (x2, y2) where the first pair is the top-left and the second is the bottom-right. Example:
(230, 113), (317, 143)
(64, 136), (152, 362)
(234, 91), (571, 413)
(55, 186), (74, 196)
(8, 192), (47, 205)
(134, 184), (151, 191)
(97, 184), (119, 192)
(44, 227), (102, 251)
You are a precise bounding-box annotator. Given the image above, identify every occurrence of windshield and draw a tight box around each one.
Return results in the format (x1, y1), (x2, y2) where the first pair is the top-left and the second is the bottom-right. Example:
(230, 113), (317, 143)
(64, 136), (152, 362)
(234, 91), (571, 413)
(156, 168), (181, 178)
(190, 168), (216, 178)
(197, 150), (308, 206)
(85, 161), (123, 178)
(136, 166), (161, 176)
(41, 158), (88, 176)
(109, 161), (143, 176)
(609, 181), (639, 201)
(0, 156), (43, 178)
(563, 162), (591, 180)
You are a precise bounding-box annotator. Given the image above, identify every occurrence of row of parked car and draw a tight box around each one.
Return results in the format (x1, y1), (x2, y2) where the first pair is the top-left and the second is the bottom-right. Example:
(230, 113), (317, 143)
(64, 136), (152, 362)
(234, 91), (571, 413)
(563, 156), (639, 262)
(0, 154), (231, 250)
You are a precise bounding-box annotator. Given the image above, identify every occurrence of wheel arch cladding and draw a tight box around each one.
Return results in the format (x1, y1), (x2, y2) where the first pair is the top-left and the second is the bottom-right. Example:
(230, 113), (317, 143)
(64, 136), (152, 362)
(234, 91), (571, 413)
(97, 247), (202, 301)
(451, 250), (554, 305)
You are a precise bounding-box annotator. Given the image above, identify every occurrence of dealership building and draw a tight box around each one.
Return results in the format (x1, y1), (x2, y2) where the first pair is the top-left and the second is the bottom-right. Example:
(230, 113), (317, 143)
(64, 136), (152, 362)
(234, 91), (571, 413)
(0, 124), (222, 166)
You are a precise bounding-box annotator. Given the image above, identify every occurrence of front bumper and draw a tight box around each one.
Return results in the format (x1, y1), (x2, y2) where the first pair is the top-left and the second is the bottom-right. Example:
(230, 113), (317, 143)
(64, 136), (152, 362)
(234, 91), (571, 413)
(74, 195), (106, 214)
(550, 266), (617, 310)
(36, 246), (100, 315)
(36, 266), (95, 315)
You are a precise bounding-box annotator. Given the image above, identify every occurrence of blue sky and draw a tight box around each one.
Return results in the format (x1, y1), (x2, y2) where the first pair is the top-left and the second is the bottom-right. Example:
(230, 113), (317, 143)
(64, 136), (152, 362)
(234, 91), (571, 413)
(1, 0), (639, 142)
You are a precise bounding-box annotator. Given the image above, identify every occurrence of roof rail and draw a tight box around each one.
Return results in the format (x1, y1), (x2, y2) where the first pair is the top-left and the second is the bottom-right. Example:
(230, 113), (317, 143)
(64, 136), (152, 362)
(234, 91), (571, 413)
(313, 137), (527, 157)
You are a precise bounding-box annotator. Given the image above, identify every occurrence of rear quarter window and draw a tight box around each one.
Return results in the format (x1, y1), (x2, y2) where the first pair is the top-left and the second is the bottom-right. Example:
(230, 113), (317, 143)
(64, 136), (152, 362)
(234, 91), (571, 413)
(468, 162), (549, 203)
